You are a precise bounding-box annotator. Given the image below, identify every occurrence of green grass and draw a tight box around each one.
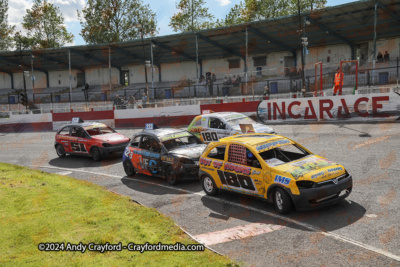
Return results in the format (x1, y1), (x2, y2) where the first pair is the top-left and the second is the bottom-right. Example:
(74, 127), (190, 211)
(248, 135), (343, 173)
(0, 163), (237, 266)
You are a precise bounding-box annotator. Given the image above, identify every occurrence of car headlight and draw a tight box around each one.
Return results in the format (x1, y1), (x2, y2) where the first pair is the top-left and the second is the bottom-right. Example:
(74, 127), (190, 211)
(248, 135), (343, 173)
(179, 157), (194, 164)
(296, 180), (316, 189)
(102, 143), (112, 147)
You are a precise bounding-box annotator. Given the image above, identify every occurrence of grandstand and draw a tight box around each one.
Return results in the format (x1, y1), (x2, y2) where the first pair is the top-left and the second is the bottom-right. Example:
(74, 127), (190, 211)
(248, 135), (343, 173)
(0, 0), (399, 112)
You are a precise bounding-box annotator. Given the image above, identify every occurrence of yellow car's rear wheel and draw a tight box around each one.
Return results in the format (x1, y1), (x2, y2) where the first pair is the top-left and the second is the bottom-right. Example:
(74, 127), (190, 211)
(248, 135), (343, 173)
(202, 175), (218, 196)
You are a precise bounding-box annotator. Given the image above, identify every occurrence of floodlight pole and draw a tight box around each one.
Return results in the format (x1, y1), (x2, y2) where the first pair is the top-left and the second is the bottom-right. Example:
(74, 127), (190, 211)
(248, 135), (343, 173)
(17, 34), (27, 112)
(140, 28), (149, 98)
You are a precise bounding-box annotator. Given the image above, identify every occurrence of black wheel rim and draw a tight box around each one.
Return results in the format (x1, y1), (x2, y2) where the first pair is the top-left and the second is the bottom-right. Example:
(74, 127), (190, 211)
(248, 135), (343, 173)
(92, 149), (100, 160)
(57, 146), (64, 156)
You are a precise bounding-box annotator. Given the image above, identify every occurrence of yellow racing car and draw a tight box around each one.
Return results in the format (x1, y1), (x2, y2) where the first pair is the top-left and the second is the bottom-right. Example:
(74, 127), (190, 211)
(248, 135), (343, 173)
(199, 134), (353, 214)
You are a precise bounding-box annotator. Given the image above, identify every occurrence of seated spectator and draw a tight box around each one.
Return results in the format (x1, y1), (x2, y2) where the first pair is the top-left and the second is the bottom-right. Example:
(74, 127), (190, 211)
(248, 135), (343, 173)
(384, 51), (389, 62)
(228, 76), (232, 84)
(343, 63), (350, 74)
(377, 52), (383, 62)
(232, 75), (237, 85)
(223, 76), (228, 85)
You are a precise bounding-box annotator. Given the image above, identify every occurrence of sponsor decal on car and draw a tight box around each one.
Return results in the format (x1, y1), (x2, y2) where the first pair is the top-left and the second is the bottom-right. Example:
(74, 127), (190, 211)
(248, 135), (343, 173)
(133, 149), (160, 159)
(274, 175), (291, 185)
(161, 132), (192, 141)
(224, 162), (251, 175)
(288, 157), (336, 179)
(256, 139), (291, 151)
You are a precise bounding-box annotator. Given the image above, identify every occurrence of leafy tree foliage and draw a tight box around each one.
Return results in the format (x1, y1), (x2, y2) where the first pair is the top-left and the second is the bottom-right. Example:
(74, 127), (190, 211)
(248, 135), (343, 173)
(0, 0), (15, 51)
(169, 0), (215, 32)
(21, 0), (73, 49)
(78, 0), (158, 44)
(219, 0), (327, 26)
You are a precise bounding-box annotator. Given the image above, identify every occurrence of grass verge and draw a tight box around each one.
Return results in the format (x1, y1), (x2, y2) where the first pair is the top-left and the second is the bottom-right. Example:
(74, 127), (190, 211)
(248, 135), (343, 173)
(0, 163), (237, 266)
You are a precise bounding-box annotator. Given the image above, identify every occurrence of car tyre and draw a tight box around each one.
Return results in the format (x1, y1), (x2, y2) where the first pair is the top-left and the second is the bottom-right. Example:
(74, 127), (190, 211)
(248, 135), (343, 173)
(273, 187), (293, 214)
(91, 147), (101, 161)
(202, 175), (218, 196)
(165, 167), (178, 185)
(56, 144), (66, 158)
(123, 160), (136, 177)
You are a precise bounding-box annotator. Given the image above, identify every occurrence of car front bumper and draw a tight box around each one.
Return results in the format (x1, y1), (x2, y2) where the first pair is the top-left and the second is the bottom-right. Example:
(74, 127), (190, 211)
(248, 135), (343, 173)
(98, 143), (128, 157)
(288, 175), (353, 211)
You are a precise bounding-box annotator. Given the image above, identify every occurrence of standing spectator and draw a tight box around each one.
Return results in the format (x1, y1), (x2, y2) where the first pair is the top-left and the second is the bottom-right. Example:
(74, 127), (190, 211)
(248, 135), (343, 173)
(142, 92), (148, 108)
(384, 51), (390, 62)
(121, 96), (127, 109)
(227, 76), (232, 84)
(113, 94), (122, 109)
(333, 67), (344, 96)
(201, 78), (207, 97)
(377, 52), (383, 62)
(223, 76), (228, 85)
(82, 83), (89, 102)
(212, 73), (217, 82)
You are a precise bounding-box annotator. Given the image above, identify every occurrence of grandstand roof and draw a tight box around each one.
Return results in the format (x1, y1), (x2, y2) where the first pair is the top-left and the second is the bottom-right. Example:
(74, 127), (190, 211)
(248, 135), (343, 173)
(1, 0), (399, 73)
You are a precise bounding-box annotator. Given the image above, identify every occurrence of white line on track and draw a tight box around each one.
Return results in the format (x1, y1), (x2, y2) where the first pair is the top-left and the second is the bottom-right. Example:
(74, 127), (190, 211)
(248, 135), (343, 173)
(33, 164), (400, 262)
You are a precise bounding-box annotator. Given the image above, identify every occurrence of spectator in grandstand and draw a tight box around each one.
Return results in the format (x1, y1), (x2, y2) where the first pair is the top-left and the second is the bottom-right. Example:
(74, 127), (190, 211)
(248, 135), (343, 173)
(290, 67), (297, 78)
(228, 76), (232, 84)
(350, 64), (357, 74)
(377, 52), (383, 62)
(284, 68), (290, 77)
(333, 67), (344, 96)
(298, 67), (303, 78)
(212, 73), (217, 82)
(232, 75), (237, 85)
(263, 85), (269, 99)
(113, 95), (122, 109)
(237, 75), (241, 84)
(128, 94), (135, 108)
(121, 96), (128, 109)
(223, 76), (228, 85)
(384, 51), (390, 62)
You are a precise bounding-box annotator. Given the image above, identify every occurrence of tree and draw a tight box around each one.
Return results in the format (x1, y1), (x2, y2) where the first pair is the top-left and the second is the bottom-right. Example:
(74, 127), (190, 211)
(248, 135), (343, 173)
(78, 0), (158, 44)
(169, 0), (215, 32)
(0, 0), (15, 51)
(220, 0), (326, 27)
(22, 0), (73, 49)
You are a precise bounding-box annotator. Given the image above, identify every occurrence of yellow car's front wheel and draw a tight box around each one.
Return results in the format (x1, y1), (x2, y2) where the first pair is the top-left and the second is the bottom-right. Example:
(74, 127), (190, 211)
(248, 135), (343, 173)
(274, 188), (293, 214)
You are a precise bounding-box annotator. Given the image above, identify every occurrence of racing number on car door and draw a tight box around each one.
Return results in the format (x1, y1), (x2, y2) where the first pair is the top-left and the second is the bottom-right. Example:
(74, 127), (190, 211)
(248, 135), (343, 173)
(217, 170), (256, 191)
(201, 131), (219, 142)
(70, 143), (87, 153)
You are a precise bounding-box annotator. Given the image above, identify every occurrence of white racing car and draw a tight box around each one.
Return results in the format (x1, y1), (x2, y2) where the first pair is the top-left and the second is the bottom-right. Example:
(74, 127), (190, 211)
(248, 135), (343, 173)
(187, 111), (275, 143)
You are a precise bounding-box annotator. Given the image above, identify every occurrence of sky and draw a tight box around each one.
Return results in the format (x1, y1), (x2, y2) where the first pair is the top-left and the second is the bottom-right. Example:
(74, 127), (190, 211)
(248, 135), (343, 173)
(7, 0), (356, 47)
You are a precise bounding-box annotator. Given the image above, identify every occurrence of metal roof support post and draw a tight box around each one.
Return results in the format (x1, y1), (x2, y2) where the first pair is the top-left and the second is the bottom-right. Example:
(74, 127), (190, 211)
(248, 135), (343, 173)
(373, 2), (378, 86)
(45, 71), (49, 88)
(68, 49), (72, 95)
(109, 46), (112, 97)
(9, 73), (14, 89)
(297, 0), (305, 95)
(151, 41), (154, 99)
(195, 34), (199, 96)
(31, 52), (35, 92)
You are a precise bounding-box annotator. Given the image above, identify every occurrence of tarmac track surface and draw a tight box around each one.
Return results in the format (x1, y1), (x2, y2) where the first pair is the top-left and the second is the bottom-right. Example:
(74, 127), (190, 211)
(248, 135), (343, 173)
(1, 123), (399, 266)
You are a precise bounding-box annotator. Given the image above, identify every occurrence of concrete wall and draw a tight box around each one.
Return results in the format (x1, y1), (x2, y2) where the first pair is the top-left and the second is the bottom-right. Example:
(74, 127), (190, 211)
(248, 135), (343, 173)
(127, 65), (160, 84)
(48, 70), (79, 88)
(161, 61), (197, 82)
(0, 72), (11, 89)
(85, 67), (119, 86)
(13, 71), (47, 90)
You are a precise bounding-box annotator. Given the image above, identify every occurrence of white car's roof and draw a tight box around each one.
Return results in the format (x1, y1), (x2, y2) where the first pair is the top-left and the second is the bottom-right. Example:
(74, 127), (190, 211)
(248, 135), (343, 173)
(200, 112), (246, 120)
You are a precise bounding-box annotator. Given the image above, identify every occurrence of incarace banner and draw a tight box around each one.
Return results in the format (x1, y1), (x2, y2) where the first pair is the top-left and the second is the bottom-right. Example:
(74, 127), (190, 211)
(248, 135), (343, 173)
(257, 93), (400, 123)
